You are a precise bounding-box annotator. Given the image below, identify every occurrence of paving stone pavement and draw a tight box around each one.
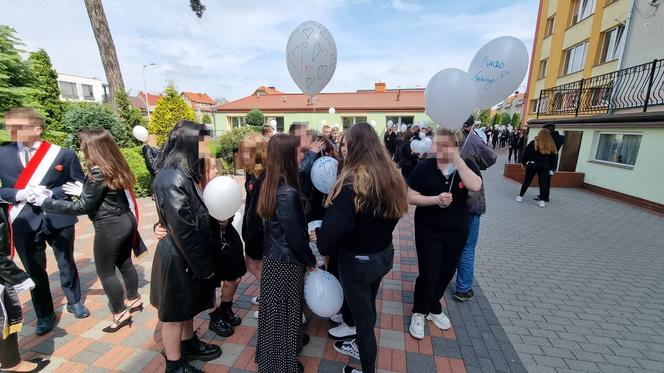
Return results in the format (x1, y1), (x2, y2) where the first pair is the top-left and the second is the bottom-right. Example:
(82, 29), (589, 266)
(476, 151), (664, 373)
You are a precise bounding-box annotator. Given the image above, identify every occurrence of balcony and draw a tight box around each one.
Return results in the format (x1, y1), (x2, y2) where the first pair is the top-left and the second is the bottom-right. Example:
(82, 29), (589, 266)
(536, 58), (664, 117)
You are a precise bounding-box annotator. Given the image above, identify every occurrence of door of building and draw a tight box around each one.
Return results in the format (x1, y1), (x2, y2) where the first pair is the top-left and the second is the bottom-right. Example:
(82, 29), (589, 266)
(558, 131), (583, 171)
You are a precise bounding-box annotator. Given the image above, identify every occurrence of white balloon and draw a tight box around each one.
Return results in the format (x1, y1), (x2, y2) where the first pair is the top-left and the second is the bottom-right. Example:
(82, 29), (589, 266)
(270, 119), (277, 127)
(410, 139), (422, 154)
(328, 107), (336, 114)
(311, 156), (338, 194)
(305, 270), (343, 318)
(421, 137), (433, 153)
(387, 120), (394, 127)
(132, 125), (149, 143)
(231, 209), (243, 235)
(286, 21), (337, 96)
(419, 132), (426, 139)
(307, 220), (322, 253)
(400, 124), (407, 133)
(203, 176), (243, 221)
(468, 36), (529, 108)
(425, 68), (477, 129)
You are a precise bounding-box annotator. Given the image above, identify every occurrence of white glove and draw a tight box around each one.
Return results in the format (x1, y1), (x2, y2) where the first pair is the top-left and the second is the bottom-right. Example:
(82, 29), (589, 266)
(13, 278), (36, 294)
(32, 193), (48, 207)
(62, 181), (83, 197)
(15, 189), (29, 202)
(27, 185), (52, 206)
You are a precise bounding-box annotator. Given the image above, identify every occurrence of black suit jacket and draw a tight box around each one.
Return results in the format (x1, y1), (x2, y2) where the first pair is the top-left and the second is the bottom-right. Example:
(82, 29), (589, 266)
(0, 143), (85, 234)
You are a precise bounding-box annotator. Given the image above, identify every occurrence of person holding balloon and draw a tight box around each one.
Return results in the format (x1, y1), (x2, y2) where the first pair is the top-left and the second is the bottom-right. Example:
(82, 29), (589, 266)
(150, 121), (221, 373)
(315, 123), (408, 373)
(398, 131), (418, 179)
(255, 134), (317, 373)
(406, 127), (482, 341)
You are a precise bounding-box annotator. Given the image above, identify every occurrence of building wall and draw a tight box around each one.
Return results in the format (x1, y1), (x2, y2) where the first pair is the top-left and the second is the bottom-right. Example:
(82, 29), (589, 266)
(57, 73), (105, 103)
(620, 0), (664, 69)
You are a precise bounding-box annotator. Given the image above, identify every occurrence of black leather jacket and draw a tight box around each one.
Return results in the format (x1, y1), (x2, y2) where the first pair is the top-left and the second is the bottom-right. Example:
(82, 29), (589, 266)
(263, 184), (316, 267)
(142, 144), (160, 178)
(42, 167), (130, 221)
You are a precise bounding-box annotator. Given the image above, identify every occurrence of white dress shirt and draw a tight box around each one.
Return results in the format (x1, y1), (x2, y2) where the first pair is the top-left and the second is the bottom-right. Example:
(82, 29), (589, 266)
(17, 141), (42, 167)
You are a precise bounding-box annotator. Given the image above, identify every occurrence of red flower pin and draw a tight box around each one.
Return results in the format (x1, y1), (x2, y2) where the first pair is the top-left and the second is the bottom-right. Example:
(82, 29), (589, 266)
(248, 183), (254, 191)
(54, 164), (64, 172)
(459, 182), (465, 189)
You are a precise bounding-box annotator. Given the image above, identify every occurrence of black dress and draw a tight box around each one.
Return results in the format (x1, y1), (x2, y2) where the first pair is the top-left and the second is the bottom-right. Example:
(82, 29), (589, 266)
(242, 174), (264, 261)
(150, 167), (215, 322)
(210, 217), (247, 283)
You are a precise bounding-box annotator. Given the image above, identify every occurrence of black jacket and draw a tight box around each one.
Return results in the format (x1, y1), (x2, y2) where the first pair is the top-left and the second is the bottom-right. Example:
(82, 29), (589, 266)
(242, 174), (264, 257)
(398, 140), (417, 169)
(0, 208), (28, 286)
(384, 132), (397, 154)
(41, 167), (130, 221)
(141, 144), (160, 178)
(522, 141), (558, 171)
(263, 184), (316, 267)
(0, 142), (84, 233)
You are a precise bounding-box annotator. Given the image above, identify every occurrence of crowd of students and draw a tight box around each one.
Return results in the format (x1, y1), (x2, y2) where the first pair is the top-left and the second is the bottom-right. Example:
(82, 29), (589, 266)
(1, 106), (561, 373)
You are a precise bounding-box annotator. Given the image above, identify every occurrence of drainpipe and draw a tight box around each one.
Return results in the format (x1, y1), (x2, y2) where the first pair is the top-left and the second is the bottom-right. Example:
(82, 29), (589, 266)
(616, 0), (635, 72)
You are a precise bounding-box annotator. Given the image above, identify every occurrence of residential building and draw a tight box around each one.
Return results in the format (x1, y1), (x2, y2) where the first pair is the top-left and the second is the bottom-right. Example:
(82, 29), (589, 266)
(213, 83), (431, 137)
(57, 73), (107, 103)
(181, 92), (216, 113)
(494, 92), (526, 117)
(133, 91), (163, 115)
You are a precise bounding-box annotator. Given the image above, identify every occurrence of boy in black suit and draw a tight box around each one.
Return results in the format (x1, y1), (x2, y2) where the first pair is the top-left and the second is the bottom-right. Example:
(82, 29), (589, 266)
(0, 108), (89, 336)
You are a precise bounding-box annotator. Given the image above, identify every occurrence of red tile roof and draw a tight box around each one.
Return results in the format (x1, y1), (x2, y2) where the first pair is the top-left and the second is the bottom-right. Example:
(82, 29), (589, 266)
(136, 91), (162, 106)
(254, 86), (284, 95)
(217, 88), (425, 113)
(182, 92), (215, 105)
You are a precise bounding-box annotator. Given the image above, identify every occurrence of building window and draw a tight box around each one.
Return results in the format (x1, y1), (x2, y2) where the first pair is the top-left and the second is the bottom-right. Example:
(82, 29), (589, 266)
(82, 84), (94, 101)
(570, 0), (596, 26)
(59, 81), (78, 99)
(342, 116), (367, 130)
(538, 59), (548, 79)
(385, 116), (414, 129)
(529, 99), (540, 114)
(562, 41), (588, 76)
(595, 133), (641, 166)
(545, 15), (555, 37)
(228, 116), (246, 129)
(598, 25), (625, 64)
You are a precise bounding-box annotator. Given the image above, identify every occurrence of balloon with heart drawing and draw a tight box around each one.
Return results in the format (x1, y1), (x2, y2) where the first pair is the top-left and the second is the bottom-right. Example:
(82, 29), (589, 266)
(286, 21), (337, 96)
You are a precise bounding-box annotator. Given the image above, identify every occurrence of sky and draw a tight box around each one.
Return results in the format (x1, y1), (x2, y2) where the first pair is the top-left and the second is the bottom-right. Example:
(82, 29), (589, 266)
(0, 0), (539, 101)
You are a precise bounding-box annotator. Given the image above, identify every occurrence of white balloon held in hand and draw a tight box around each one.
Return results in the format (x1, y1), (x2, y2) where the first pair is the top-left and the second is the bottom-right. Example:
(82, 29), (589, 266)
(203, 176), (243, 221)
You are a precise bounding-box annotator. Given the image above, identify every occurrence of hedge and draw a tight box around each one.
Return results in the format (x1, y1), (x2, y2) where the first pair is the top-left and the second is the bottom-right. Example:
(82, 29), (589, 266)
(120, 146), (152, 198)
(42, 130), (69, 146)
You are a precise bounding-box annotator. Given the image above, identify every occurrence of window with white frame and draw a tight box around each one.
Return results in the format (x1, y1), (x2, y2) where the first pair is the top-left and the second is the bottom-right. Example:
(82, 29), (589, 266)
(599, 25), (625, 64)
(342, 116), (367, 130)
(59, 81), (78, 99)
(570, 0), (596, 26)
(595, 133), (641, 166)
(228, 116), (246, 129)
(82, 84), (94, 100)
(562, 41), (588, 76)
(538, 59), (548, 79)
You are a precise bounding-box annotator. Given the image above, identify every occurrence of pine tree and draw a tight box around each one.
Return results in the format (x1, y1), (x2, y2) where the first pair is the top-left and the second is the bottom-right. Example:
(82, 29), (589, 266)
(116, 89), (144, 146)
(0, 25), (35, 122)
(149, 81), (196, 145)
(28, 49), (64, 131)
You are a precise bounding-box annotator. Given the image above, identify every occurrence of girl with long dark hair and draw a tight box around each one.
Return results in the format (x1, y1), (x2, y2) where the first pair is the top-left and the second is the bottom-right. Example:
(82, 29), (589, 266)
(255, 134), (316, 373)
(149, 121), (221, 373)
(37, 129), (142, 333)
(316, 123), (408, 373)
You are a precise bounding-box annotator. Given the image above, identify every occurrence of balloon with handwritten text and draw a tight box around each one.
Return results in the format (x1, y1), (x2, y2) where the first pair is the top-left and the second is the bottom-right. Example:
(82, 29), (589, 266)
(286, 21), (337, 96)
(468, 36), (529, 109)
(311, 156), (338, 194)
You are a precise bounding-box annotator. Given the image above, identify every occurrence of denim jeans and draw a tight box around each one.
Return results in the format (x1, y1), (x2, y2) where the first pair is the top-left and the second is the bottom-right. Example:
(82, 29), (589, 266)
(455, 213), (481, 293)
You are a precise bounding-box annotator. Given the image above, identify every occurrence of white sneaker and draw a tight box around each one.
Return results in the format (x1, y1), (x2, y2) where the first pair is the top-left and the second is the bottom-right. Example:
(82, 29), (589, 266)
(342, 366), (362, 373)
(302, 313), (307, 324)
(253, 310), (259, 319)
(409, 313), (425, 339)
(328, 322), (357, 340)
(251, 296), (260, 305)
(427, 312), (451, 330)
(329, 313), (344, 324)
(515, 196), (523, 202)
(538, 200), (546, 208)
(333, 339), (360, 360)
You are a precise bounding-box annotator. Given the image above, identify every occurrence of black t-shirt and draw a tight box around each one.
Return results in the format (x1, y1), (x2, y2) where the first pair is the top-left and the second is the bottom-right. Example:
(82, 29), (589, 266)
(407, 158), (480, 236)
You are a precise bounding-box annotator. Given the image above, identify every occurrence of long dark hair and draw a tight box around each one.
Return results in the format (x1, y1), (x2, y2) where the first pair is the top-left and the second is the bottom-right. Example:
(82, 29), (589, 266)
(157, 121), (209, 181)
(79, 129), (135, 190)
(327, 123), (407, 219)
(257, 134), (300, 219)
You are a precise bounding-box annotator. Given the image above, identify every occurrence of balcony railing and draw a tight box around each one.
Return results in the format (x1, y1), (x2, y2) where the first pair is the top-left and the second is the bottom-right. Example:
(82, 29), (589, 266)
(536, 58), (664, 117)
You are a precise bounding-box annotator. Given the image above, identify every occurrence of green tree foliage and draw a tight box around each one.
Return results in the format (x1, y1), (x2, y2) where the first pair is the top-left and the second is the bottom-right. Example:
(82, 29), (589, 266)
(0, 25), (35, 124)
(499, 112), (512, 126)
(62, 102), (134, 149)
(491, 113), (498, 127)
(217, 126), (257, 167)
(120, 146), (151, 197)
(476, 109), (492, 125)
(245, 108), (264, 127)
(116, 90), (144, 146)
(149, 82), (196, 145)
(27, 49), (64, 131)
(201, 113), (212, 124)
(511, 112), (521, 128)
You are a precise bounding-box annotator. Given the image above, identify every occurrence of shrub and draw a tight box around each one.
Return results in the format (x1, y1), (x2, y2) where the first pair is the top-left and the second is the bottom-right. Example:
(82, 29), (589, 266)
(201, 113), (212, 124)
(120, 146), (152, 198)
(42, 130), (68, 146)
(149, 82), (196, 145)
(245, 109), (264, 127)
(217, 127), (257, 166)
(62, 102), (134, 149)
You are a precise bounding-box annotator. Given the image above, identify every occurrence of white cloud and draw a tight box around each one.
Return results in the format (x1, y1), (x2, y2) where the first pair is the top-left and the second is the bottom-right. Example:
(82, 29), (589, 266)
(391, 0), (423, 13)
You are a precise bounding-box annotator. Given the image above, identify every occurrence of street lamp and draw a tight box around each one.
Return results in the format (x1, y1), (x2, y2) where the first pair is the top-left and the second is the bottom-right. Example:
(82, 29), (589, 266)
(142, 63), (156, 121)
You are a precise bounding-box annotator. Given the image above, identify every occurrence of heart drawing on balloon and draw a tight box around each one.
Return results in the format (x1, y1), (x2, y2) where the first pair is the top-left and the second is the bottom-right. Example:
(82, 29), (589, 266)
(312, 42), (322, 61)
(288, 46), (304, 75)
(306, 77), (315, 89)
(303, 27), (313, 39)
(317, 65), (328, 79)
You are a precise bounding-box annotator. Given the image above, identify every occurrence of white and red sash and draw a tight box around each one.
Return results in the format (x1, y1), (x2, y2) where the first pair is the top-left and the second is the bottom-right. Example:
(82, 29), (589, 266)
(7, 141), (62, 256)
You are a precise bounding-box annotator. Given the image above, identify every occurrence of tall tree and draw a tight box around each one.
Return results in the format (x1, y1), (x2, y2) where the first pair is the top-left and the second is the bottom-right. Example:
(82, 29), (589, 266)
(0, 25), (34, 121)
(149, 82), (196, 145)
(28, 49), (64, 131)
(116, 89), (145, 146)
(84, 0), (124, 112)
(511, 112), (521, 128)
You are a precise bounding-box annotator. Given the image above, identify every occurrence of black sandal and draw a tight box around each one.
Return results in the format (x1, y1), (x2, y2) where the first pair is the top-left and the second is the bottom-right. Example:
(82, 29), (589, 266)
(102, 310), (133, 333)
(127, 297), (144, 313)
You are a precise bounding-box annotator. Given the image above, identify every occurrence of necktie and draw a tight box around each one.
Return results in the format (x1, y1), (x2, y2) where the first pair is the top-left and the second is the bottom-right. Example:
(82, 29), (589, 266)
(24, 149), (31, 166)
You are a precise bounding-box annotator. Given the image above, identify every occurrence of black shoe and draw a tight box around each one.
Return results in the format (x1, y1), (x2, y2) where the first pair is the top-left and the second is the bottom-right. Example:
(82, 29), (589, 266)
(0, 359), (51, 373)
(66, 302), (90, 318)
(181, 333), (222, 362)
(35, 314), (56, 336)
(218, 302), (242, 327)
(453, 289), (475, 302)
(164, 358), (203, 373)
(209, 309), (235, 337)
(297, 361), (305, 373)
(342, 366), (361, 373)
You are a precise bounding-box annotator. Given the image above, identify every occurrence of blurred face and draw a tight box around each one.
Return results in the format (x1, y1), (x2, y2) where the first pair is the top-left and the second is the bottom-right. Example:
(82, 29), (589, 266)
(5, 117), (42, 143)
(241, 141), (255, 165)
(206, 158), (218, 181)
(322, 127), (332, 138)
(199, 137), (212, 159)
(433, 134), (458, 163)
(340, 141), (347, 158)
(411, 125), (420, 134)
(294, 128), (310, 149)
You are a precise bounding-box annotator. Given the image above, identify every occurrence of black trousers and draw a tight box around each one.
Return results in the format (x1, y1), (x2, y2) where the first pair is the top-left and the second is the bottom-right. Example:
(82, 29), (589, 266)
(13, 224), (81, 319)
(519, 164), (551, 201)
(508, 147), (518, 162)
(0, 333), (20, 368)
(413, 229), (468, 315)
(326, 253), (354, 327)
(92, 213), (139, 314)
(338, 247), (394, 373)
